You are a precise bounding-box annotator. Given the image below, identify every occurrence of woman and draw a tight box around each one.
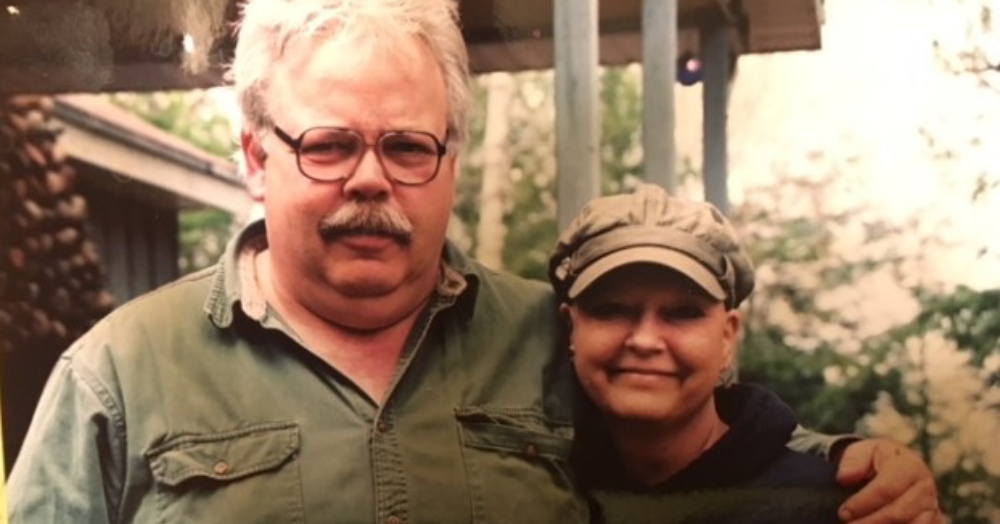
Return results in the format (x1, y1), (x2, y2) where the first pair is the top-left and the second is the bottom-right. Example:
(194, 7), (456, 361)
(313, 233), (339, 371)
(548, 184), (851, 523)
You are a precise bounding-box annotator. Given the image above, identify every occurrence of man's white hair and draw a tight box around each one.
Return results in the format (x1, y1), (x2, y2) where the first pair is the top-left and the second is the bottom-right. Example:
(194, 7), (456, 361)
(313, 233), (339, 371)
(228, 0), (470, 145)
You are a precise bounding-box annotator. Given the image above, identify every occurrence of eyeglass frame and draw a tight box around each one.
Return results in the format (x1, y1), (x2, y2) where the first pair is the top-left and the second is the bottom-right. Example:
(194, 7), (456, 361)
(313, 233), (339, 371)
(272, 125), (450, 186)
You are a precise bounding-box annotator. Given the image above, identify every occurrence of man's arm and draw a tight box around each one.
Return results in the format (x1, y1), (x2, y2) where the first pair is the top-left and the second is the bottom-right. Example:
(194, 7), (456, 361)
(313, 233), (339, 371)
(835, 439), (943, 524)
(789, 427), (943, 524)
(787, 425), (851, 459)
(8, 356), (125, 524)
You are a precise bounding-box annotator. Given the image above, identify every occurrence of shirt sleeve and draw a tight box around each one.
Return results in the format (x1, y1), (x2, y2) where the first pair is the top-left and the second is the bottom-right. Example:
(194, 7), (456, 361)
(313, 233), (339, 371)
(7, 355), (126, 524)
(787, 425), (861, 461)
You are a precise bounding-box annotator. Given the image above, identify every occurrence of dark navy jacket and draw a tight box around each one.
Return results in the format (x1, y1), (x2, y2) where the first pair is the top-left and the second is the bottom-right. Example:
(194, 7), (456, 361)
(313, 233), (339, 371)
(574, 383), (851, 524)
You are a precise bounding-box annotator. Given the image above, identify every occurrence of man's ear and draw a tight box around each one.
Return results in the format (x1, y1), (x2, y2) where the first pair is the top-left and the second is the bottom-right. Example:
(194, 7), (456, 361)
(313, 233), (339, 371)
(242, 130), (267, 201)
(443, 150), (460, 184)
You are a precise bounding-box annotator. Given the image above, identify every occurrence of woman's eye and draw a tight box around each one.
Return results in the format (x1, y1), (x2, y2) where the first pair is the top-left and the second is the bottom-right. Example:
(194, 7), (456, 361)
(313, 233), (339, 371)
(584, 302), (633, 320)
(663, 306), (705, 321)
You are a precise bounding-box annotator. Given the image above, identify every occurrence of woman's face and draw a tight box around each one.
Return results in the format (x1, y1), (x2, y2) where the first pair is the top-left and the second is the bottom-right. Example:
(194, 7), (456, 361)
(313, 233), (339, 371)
(564, 263), (740, 427)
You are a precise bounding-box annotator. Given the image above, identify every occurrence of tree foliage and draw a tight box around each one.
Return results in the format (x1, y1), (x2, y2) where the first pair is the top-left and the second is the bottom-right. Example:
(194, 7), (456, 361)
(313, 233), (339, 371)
(455, 67), (647, 280)
(858, 288), (1000, 522)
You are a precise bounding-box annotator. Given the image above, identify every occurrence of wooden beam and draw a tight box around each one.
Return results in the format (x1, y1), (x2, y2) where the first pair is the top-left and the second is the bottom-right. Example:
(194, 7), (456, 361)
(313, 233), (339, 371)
(554, 0), (600, 229)
(741, 0), (823, 53)
(0, 0), (821, 93)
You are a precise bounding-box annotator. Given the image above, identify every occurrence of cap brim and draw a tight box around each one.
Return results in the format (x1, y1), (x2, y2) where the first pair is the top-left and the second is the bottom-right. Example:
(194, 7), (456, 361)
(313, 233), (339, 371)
(567, 246), (726, 301)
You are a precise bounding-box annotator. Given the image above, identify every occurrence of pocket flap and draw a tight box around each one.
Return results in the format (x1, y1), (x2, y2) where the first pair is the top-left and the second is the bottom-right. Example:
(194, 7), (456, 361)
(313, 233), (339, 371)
(147, 422), (300, 487)
(456, 407), (572, 460)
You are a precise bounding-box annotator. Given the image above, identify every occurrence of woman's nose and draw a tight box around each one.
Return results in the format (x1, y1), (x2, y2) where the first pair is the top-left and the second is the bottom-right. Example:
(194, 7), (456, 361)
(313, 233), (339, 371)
(624, 315), (666, 355)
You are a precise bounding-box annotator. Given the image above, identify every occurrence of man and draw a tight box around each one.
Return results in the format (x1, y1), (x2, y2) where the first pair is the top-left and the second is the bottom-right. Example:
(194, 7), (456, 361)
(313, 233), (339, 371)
(8, 0), (941, 522)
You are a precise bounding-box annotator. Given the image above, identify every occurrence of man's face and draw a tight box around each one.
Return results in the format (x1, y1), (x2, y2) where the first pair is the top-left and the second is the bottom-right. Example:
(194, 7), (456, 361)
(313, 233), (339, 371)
(564, 263), (739, 427)
(243, 34), (455, 312)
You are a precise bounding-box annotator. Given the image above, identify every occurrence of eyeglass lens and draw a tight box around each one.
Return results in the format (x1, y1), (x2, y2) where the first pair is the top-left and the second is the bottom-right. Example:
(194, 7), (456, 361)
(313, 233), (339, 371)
(297, 128), (441, 184)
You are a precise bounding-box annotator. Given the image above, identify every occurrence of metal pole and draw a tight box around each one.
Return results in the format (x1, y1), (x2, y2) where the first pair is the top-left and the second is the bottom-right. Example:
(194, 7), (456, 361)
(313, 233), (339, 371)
(642, 0), (678, 192)
(701, 22), (732, 215)
(554, 0), (601, 230)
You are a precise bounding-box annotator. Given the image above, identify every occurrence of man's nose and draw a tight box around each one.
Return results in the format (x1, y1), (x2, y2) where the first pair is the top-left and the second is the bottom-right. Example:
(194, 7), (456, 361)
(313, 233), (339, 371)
(342, 146), (392, 200)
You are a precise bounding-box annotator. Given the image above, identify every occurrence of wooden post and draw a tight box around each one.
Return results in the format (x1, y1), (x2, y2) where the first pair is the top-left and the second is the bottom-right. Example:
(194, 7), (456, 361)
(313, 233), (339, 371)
(702, 22), (732, 215)
(555, 0), (600, 230)
(1, 382), (6, 522)
(642, 0), (678, 191)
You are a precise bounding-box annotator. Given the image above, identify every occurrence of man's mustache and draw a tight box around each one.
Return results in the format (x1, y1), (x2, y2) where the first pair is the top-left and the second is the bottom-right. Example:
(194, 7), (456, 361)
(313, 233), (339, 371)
(319, 201), (413, 245)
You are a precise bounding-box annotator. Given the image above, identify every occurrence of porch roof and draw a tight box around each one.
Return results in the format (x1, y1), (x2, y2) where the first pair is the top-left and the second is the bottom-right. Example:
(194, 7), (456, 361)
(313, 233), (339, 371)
(0, 0), (822, 94)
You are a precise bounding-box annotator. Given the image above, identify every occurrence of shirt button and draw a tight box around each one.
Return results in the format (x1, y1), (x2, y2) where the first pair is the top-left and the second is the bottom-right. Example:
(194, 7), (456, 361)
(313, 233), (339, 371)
(213, 460), (230, 475)
(524, 443), (539, 458)
(376, 420), (390, 433)
(386, 515), (402, 524)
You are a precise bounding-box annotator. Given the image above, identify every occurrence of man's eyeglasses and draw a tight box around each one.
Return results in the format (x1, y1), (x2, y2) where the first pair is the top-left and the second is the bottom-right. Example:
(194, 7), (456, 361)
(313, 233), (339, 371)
(273, 126), (449, 186)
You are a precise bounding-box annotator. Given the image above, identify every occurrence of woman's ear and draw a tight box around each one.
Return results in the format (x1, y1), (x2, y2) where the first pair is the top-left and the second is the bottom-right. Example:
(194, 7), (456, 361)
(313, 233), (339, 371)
(559, 303), (574, 330)
(721, 309), (742, 371)
(559, 303), (576, 358)
(242, 130), (267, 201)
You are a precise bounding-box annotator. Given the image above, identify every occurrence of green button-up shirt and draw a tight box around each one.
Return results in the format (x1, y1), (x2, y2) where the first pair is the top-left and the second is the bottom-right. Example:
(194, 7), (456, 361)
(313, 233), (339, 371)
(8, 220), (588, 524)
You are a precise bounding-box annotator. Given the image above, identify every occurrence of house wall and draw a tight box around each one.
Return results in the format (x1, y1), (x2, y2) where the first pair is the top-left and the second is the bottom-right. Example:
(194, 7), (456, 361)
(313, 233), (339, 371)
(77, 174), (180, 304)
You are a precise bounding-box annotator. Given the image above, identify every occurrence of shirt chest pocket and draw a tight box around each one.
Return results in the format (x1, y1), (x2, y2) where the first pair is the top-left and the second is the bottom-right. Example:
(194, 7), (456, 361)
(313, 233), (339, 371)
(456, 407), (589, 524)
(146, 422), (304, 524)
